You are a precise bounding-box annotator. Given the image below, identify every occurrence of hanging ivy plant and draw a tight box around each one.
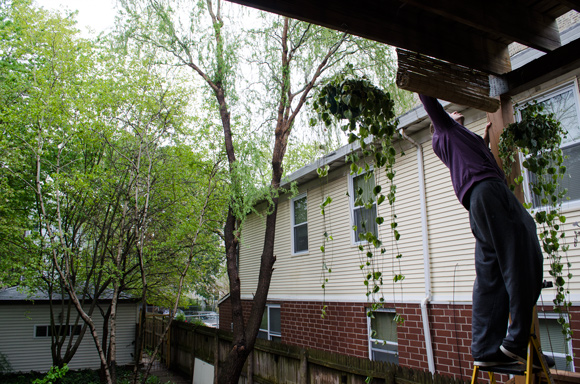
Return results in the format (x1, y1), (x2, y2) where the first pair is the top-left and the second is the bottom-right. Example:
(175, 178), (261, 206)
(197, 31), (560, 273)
(311, 71), (403, 319)
(498, 101), (573, 361)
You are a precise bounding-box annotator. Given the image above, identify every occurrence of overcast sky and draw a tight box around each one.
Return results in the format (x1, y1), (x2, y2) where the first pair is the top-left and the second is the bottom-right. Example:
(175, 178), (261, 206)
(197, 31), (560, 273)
(34, 0), (117, 35)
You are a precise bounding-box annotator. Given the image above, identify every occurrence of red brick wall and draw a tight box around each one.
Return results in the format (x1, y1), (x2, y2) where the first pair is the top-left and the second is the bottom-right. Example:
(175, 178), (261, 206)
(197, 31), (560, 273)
(397, 303), (473, 380)
(219, 298), (369, 357)
(218, 298), (580, 380)
(283, 301), (368, 357)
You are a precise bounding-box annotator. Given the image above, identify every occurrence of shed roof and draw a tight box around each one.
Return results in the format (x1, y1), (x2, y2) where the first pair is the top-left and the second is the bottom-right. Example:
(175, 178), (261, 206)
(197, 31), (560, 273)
(0, 286), (137, 304)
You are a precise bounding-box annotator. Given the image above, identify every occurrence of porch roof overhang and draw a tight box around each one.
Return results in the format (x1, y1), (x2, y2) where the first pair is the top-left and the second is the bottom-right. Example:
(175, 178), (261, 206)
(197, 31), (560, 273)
(227, 0), (580, 104)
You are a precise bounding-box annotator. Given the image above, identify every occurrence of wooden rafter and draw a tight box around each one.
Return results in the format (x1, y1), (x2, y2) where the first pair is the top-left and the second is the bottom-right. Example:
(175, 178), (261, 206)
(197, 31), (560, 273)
(503, 37), (580, 95)
(557, 0), (580, 12)
(399, 0), (561, 52)
(227, 0), (512, 74)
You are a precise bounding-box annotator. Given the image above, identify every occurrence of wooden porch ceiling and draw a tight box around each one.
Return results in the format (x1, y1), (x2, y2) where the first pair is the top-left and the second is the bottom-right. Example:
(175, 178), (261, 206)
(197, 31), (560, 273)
(227, 0), (580, 97)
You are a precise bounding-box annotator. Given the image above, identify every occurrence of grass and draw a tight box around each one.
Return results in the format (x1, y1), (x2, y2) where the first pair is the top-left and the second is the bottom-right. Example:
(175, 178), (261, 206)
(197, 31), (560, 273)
(0, 366), (176, 384)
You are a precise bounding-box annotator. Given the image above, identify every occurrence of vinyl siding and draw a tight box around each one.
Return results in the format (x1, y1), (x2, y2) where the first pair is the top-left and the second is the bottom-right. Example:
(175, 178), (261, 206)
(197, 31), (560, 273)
(239, 113), (580, 305)
(375, 146), (427, 300)
(0, 303), (138, 373)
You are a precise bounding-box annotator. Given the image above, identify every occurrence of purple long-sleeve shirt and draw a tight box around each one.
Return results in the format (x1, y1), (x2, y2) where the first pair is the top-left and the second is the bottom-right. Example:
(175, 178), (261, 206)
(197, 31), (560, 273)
(419, 94), (505, 209)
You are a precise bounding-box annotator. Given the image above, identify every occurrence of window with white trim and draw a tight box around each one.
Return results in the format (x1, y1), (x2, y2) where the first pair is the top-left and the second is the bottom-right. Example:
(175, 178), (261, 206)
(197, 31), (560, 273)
(349, 170), (378, 243)
(520, 83), (580, 208)
(538, 312), (574, 371)
(291, 193), (308, 254)
(368, 309), (398, 363)
(258, 304), (281, 342)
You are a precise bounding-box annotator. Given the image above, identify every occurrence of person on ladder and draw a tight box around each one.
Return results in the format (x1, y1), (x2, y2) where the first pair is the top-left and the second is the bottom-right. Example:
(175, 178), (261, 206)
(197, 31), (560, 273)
(419, 94), (555, 368)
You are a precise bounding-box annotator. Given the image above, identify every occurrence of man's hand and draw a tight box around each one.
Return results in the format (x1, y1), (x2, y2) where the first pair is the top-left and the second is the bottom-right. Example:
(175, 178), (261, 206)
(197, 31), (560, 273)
(483, 121), (492, 147)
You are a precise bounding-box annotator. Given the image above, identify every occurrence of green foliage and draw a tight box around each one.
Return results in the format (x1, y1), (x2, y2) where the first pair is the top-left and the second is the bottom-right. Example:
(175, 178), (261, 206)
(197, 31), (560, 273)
(174, 311), (186, 322)
(0, 352), (11, 374)
(0, 3), (228, 378)
(498, 101), (573, 356)
(191, 317), (206, 326)
(0, 366), (164, 384)
(32, 365), (69, 384)
(313, 70), (403, 316)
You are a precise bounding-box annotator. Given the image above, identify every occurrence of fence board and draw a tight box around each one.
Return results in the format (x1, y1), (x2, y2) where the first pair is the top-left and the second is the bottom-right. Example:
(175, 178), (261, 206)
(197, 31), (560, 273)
(142, 314), (466, 384)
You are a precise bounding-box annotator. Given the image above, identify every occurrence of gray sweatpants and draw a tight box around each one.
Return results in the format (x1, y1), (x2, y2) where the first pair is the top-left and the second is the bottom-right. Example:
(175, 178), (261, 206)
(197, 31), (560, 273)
(468, 179), (544, 359)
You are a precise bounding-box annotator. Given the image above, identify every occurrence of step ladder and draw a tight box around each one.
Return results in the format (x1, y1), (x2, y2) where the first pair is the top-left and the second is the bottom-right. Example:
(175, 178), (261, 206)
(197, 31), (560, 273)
(471, 306), (555, 384)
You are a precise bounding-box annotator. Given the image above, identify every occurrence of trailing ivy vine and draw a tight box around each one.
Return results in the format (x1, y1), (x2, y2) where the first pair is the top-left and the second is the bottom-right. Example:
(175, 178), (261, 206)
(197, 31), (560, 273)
(498, 102), (573, 361)
(318, 164), (333, 318)
(312, 72), (403, 319)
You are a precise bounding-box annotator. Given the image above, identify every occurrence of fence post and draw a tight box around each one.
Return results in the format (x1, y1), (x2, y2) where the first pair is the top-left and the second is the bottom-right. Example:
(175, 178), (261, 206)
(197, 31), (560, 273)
(213, 331), (219, 384)
(300, 348), (308, 384)
(190, 326), (196, 379)
(166, 317), (171, 368)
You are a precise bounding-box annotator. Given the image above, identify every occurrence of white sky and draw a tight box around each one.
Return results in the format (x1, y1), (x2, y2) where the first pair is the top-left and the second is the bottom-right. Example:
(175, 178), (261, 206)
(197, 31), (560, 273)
(34, 0), (117, 35)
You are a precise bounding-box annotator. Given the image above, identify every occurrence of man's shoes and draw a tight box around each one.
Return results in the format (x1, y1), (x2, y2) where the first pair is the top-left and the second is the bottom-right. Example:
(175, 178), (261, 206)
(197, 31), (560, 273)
(500, 345), (556, 369)
(474, 350), (520, 367)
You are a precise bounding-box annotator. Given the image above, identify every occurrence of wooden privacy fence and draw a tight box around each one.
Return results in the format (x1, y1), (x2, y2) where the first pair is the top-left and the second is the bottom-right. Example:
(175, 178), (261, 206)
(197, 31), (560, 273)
(143, 315), (466, 384)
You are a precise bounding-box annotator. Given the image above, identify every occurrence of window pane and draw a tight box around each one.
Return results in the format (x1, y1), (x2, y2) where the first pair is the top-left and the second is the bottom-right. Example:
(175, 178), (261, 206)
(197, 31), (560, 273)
(35, 326), (47, 337)
(72, 325), (82, 336)
(293, 196), (307, 225)
(257, 330), (268, 340)
(353, 172), (376, 206)
(260, 311), (268, 330)
(552, 355), (571, 371)
(537, 88), (580, 146)
(539, 317), (568, 355)
(294, 223), (308, 253)
(372, 350), (398, 364)
(562, 143), (580, 203)
(528, 142), (580, 207)
(271, 335), (282, 343)
(371, 312), (397, 342)
(354, 205), (378, 241)
(269, 307), (281, 334)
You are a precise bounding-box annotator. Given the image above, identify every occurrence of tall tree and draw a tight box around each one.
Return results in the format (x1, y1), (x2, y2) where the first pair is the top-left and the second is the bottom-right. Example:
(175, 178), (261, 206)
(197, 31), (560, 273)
(118, 1), (411, 382)
(0, 2), (227, 383)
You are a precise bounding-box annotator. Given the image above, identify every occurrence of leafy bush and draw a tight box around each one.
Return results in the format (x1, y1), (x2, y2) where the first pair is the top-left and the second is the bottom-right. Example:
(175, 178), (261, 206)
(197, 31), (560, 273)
(32, 365), (69, 384)
(0, 352), (11, 374)
(0, 366), (169, 384)
(174, 311), (186, 322)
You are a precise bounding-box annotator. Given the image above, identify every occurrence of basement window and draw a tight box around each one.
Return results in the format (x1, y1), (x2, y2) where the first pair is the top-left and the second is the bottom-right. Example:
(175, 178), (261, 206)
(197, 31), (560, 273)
(258, 304), (281, 342)
(368, 309), (398, 364)
(538, 312), (574, 371)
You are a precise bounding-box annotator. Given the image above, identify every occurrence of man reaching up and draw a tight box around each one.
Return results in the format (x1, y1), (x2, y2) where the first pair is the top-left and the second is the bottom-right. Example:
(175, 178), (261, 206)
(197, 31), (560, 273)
(419, 94), (553, 368)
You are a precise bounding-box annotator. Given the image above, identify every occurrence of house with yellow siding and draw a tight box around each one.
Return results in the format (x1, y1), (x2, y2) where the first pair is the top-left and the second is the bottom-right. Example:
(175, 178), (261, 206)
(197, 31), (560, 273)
(219, 13), (580, 380)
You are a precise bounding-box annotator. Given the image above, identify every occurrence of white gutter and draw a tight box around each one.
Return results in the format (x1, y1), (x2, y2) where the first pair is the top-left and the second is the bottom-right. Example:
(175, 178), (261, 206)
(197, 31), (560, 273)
(400, 129), (435, 374)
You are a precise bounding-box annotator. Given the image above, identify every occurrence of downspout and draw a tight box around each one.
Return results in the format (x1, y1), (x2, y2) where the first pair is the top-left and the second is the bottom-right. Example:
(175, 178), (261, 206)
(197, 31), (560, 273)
(400, 129), (435, 374)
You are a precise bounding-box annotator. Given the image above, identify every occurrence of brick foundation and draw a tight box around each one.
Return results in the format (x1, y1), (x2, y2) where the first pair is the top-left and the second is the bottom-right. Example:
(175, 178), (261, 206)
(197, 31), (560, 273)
(219, 298), (580, 380)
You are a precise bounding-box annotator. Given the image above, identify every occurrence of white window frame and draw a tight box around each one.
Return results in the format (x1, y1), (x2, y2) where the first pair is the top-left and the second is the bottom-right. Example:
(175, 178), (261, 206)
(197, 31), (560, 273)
(538, 311), (575, 371)
(367, 308), (398, 363)
(348, 168), (378, 245)
(259, 304), (281, 341)
(291, 193), (308, 255)
(517, 81), (580, 211)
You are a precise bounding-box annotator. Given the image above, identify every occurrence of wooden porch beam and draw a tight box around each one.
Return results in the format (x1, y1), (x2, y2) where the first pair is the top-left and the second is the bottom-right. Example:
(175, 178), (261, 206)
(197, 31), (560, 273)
(226, 0), (512, 74)
(556, 0), (580, 12)
(502, 37), (580, 96)
(399, 0), (561, 52)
